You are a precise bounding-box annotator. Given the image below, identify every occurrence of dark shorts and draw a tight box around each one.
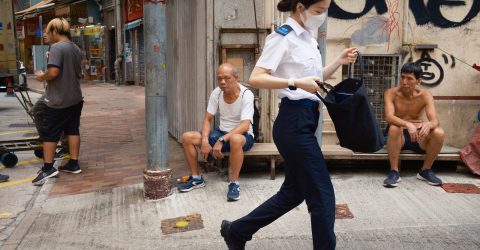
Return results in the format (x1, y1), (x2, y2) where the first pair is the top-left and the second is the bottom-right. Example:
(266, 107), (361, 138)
(208, 129), (254, 152)
(32, 95), (46, 132)
(401, 129), (426, 153)
(39, 101), (83, 142)
(386, 125), (425, 154)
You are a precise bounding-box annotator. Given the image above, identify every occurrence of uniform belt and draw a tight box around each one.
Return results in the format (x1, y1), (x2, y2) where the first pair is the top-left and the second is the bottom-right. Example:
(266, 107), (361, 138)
(281, 98), (319, 109)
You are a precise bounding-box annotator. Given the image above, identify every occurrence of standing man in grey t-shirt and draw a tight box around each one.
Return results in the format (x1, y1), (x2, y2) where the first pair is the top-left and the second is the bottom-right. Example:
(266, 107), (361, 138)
(33, 18), (84, 185)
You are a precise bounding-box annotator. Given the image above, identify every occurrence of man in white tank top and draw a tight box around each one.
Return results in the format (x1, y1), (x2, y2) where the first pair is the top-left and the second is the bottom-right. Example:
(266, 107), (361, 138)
(179, 63), (255, 202)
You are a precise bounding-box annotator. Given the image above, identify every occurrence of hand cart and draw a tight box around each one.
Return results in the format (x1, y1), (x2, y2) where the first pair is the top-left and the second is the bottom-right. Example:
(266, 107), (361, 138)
(0, 84), (61, 168)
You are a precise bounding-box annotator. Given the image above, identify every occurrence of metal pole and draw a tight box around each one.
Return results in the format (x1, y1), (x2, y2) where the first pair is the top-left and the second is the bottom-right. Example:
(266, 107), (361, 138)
(115, 0), (124, 85)
(317, 11), (327, 68)
(315, 12), (328, 147)
(39, 14), (47, 88)
(39, 15), (44, 72)
(142, 0), (171, 200)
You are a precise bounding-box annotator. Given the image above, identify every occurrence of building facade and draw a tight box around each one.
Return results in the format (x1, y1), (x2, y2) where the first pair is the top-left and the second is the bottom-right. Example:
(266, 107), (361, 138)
(166, 0), (480, 148)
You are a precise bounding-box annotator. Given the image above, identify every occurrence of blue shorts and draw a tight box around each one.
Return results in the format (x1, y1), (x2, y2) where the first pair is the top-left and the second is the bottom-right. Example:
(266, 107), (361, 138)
(208, 129), (254, 152)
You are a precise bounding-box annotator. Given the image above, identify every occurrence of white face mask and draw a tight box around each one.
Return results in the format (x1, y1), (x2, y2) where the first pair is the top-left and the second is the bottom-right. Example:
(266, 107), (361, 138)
(300, 6), (327, 31)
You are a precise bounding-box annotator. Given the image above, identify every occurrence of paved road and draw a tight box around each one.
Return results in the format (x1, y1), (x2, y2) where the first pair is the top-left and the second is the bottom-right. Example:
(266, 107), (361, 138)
(0, 90), (43, 245)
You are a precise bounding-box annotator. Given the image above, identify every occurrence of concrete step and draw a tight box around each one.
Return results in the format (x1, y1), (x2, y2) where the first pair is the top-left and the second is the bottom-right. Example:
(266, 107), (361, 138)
(322, 106), (330, 118)
(321, 130), (339, 145)
(322, 118), (335, 131)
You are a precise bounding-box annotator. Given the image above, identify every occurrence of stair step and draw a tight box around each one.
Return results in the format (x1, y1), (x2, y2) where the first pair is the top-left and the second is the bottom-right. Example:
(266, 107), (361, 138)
(322, 119), (335, 131)
(320, 131), (339, 145)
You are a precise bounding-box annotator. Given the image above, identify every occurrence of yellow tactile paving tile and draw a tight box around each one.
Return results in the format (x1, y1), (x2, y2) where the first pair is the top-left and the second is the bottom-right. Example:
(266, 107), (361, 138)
(0, 177), (35, 189)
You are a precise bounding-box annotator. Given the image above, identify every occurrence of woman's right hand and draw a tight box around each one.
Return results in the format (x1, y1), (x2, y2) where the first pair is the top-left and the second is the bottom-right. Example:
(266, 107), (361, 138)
(294, 76), (322, 93)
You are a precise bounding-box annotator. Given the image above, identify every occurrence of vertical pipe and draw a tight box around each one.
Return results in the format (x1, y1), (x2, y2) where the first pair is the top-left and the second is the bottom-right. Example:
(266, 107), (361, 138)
(143, 0), (172, 200)
(315, 12), (328, 147)
(39, 15), (44, 71)
(115, 0), (123, 85)
(317, 12), (327, 68)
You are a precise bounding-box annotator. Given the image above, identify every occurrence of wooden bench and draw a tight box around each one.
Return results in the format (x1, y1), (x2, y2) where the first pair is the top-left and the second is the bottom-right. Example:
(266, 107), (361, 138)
(220, 143), (461, 180)
(220, 143), (280, 180)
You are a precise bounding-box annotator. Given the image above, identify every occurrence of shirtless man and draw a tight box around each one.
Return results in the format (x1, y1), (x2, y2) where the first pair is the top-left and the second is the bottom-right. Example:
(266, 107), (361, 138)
(383, 62), (445, 187)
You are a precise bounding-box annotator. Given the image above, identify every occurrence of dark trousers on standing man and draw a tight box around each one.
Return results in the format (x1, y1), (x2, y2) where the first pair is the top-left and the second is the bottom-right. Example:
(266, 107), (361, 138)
(230, 98), (336, 250)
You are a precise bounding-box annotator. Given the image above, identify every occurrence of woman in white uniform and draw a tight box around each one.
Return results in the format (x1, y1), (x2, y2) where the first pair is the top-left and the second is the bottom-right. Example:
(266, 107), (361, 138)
(220, 0), (357, 249)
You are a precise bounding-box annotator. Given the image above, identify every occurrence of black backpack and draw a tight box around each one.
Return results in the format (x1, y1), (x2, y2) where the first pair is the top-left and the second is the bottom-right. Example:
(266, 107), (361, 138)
(218, 88), (260, 139)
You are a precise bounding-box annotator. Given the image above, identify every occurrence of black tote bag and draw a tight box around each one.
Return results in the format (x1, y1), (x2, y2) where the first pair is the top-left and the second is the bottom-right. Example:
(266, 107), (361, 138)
(316, 52), (384, 153)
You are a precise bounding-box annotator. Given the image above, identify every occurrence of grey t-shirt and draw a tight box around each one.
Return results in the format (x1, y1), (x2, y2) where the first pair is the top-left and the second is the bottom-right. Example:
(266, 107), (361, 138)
(45, 41), (83, 109)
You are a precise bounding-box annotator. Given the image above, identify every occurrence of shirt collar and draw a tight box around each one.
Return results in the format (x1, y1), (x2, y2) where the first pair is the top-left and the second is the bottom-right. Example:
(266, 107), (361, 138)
(285, 17), (308, 36)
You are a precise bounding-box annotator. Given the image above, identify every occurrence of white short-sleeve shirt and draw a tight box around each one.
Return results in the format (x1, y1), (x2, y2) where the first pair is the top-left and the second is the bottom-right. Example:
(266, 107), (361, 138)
(206, 84), (255, 137)
(256, 17), (323, 102)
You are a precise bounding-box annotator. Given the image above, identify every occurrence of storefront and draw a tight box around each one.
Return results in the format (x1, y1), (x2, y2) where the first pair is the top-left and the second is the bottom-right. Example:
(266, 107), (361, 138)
(14, 0), (104, 77)
(70, 24), (106, 82)
(124, 0), (144, 85)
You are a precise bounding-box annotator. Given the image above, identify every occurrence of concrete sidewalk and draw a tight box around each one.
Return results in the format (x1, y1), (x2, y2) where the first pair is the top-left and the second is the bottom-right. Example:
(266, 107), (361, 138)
(2, 168), (480, 250)
(1, 77), (479, 250)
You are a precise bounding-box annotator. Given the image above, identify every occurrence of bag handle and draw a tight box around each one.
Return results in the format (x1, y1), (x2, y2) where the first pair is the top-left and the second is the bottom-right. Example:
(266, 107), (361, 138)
(314, 81), (332, 102)
(315, 51), (362, 101)
(316, 81), (334, 93)
(348, 51), (364, 82)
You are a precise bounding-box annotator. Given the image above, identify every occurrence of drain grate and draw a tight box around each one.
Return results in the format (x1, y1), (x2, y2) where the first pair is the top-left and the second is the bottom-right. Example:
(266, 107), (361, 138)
(161, 213), (204, 235)
(442, 183), (480, 194)
(335, 204), (354, 219)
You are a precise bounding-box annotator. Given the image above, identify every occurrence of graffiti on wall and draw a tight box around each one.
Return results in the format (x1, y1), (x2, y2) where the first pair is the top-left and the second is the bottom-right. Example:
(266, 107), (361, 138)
(409, 0), (480, 28)
(330, 0), (480, 28)
(411, 49), (456, 87)
(348, 0), (400, 50)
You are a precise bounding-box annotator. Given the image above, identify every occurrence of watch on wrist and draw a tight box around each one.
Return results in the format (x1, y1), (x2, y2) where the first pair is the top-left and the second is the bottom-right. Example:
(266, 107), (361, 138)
(287, 78), (297, 90)
(218, 136), (225, 143)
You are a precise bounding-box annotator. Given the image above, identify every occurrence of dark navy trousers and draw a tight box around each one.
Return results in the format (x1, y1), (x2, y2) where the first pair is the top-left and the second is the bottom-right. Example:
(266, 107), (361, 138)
(230, 99), (336, 250)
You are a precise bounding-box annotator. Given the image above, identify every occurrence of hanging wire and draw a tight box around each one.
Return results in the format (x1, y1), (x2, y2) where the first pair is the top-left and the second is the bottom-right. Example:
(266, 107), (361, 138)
(436, 47), (480, 72)
(403, 43), (480, 72)
(436, 47), (471, 67)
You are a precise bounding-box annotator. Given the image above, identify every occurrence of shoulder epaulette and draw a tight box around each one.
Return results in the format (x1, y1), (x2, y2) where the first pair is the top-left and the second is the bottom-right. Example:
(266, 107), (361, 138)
(275, 25), (293, 36)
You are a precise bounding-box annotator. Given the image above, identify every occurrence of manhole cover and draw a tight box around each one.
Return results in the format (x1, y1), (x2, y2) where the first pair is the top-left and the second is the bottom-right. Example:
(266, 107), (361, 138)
(161, 213), (204, 235)
(442, 183), (480, 194)
(335, 204), (354, 219)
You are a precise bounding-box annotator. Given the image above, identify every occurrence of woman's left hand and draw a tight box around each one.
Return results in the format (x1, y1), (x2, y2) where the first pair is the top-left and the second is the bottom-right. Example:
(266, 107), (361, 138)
(337, 47), (358, 65)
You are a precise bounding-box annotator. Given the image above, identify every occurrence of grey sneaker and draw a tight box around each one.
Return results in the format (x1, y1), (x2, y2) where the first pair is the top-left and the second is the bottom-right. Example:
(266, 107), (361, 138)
(32, 167), (58, 186)
(383, 170), (401, 188)
(417, 169), (442, 186)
